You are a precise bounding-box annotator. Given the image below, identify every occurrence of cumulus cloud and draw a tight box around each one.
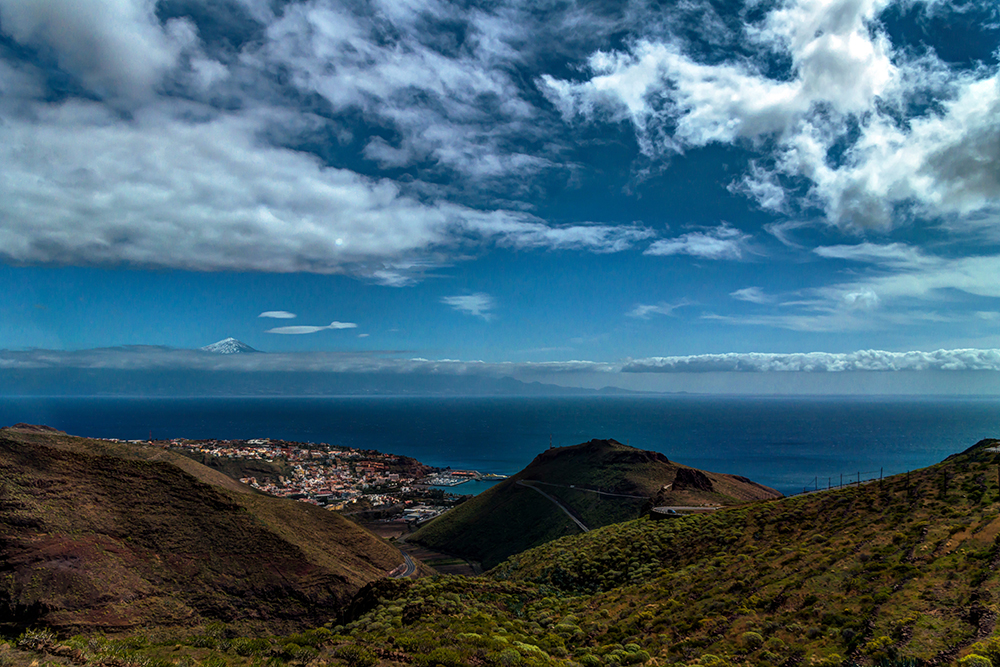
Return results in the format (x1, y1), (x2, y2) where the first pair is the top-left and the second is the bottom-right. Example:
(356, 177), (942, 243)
(259, 311), (297, 319)
(442, 293), (496, 320)
(623, 349), (1000, 373)
(266, 321), (358, 334)
(0, 102), (648, 278)
(541, 0), (1000, 230)
(644, 224), (754, 260)
(0, 0), (201, 101)
(0, 0), (660, 281)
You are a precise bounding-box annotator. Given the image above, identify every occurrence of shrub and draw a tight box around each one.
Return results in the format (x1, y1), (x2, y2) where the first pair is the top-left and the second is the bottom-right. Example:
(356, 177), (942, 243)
(488, 649), (523, 667)
(231, 638), (271, 657)
(334, 644), (378, 667)
(970, 640), (1000, 667)
(16, 628), (57, 651)
(959, 656), (993, 667)
(415, 646), (465, 667)
(740, 632), (764, 651)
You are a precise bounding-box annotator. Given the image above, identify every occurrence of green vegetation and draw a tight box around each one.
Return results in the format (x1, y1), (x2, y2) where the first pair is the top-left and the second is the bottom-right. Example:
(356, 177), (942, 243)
(4, 431), (1000, 667)
(411, 439), (780, 568)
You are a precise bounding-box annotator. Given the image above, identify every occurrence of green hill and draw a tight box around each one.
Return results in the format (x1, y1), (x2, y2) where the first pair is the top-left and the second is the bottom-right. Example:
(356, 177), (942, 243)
(0, 424), (408, 635)
(409, 438), (781, 569)
(6, 436), (1000, 667)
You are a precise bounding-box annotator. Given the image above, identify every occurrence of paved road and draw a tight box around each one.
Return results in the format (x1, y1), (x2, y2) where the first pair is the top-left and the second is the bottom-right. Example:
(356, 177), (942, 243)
(390, 551), (417, 578)
(517, 480), (590, 532)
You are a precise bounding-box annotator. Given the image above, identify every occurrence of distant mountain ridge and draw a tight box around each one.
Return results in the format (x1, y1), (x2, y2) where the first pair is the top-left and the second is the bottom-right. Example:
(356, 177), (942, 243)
(200, 337), (260, 354)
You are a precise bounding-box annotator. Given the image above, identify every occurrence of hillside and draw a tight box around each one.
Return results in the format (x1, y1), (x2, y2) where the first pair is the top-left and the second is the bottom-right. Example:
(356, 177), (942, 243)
(307, 437), (1000, 667)
(4, 438), (1000, 667)
(9, 438), (999, 667)
(0, 424), (409, 635)
(410, 438), (781, 569)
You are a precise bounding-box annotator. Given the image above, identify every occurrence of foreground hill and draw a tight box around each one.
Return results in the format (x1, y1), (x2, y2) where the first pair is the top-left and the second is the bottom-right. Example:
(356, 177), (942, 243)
(4, 438), (1000, 667)
(410, 438), (781, 569)
(0, 425), (408, 635)
(309, 437), (1000, 667)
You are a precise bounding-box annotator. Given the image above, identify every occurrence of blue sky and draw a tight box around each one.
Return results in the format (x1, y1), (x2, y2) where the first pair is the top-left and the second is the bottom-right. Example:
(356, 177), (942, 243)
(1, 0), (1000, 393)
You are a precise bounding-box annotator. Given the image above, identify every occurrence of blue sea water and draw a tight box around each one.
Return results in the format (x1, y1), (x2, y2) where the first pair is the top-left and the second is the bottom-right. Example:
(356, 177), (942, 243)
(1, 395), (998, 496)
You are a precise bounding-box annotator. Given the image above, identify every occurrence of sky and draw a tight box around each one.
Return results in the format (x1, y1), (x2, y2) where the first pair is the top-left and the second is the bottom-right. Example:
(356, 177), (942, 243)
(1, 0), (1000, 393)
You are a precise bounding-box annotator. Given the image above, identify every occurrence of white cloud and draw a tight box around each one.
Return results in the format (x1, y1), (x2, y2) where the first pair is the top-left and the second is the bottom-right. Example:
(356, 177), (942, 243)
(627, 301), (690, 319)
(623, 348), (1000, 373)
(802, 71), (1000, 229)
(259, 311), (297, 319)
(813, 243), (934, 269)
(467, 218), (655, 253)
(644, 223), (754, 260)
(442, 293), (495, 320)
(0, 0), (198, 101)
(0, 103), (603, 277)
(730, 287), (773, 304)
(0, 346), (619, 376)
(541, 0), (1000, 230)
(266, 321), (358, 334)
(254, 0), (556, 183)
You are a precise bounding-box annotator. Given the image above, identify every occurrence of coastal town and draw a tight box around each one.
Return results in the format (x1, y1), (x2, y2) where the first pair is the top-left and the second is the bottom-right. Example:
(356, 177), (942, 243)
(138, 436), (506, 525)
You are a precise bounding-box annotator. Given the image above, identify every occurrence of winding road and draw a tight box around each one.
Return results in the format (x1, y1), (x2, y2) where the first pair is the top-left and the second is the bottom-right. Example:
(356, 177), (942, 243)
(390, 551), (417, 578)
(516, 480), (590, 532)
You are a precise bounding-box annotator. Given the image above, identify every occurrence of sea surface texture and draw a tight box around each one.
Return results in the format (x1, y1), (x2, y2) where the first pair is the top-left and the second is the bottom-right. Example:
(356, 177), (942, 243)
(1, 396), (997, 496)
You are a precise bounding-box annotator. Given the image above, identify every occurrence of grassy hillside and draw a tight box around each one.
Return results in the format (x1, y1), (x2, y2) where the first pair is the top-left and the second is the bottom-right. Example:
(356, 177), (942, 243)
(3, 438), (1000, 667)
(411, 439), (781, 569)
(323, 437), (1000, 667)
(0, 425), (408, 635)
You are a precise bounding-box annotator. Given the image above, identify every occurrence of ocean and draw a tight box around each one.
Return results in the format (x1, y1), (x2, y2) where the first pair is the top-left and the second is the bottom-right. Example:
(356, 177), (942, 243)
(1, 395), (997, 496)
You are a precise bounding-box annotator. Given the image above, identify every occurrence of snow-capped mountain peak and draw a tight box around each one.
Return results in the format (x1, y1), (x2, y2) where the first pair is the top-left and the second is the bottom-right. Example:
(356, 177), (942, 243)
(200, 338), (260, 354)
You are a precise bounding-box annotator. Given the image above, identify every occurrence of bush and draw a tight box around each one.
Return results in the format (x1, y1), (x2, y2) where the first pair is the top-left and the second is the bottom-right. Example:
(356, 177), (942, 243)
(16, 628), (57, 651)
(231, 638), (271, 657)
(959, 656), (993, 667)
(488, 649), (523, 667)
(334, 644), (378, 667)
(740, 632), (764, 651)
(415, 646), (465, 667)
(970, 640), (1000, 667)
